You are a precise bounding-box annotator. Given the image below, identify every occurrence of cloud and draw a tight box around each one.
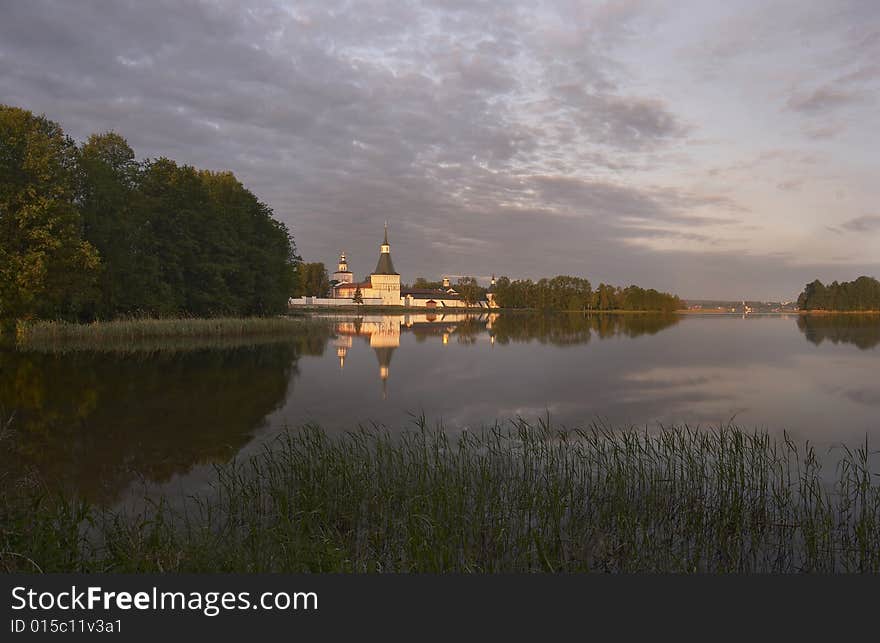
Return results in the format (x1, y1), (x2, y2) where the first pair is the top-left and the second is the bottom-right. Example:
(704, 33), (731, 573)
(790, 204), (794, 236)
(845, 389), (880, 407)
(786, 86), (862, 113)
(801, 122), (846, 139)
(551, 84), (688, 151)
(840, 215), (880, 232)
(1, 0), (878, 299)
(776, 179), (803, 192)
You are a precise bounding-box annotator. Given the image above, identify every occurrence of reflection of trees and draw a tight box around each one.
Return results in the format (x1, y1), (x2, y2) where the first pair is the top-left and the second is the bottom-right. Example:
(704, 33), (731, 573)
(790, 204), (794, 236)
(453, 318), (482, 344)
(797, 314), (880, 350)
(490, 313), (680, 346)
(0, 330), (331, 503)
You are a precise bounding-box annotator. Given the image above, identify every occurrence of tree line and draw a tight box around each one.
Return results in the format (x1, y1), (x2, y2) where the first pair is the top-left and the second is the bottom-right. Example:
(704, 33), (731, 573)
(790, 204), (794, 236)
(796, 276), (880, 312)
(491, 276), (682, 312)
(409, 277), (483, 305)
(1, 105), (299, 324)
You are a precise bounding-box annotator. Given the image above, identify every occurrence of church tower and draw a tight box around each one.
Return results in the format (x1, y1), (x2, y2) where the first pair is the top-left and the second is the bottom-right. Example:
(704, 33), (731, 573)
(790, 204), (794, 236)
(332, 251), (354, 284)
(369, 223), (401, 305)
(487, 273), (499, 308)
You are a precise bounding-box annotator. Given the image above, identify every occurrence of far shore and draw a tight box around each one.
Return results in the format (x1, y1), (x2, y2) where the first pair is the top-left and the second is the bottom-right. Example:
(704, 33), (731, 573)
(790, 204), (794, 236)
(9, 307), (875, 350)
(679, 309), (880, 315)
(795, 310), (880, 315)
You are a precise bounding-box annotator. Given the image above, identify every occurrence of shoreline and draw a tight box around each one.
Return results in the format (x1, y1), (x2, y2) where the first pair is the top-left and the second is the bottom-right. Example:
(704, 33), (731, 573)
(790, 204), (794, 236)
(796, 310), (880, 315)
(9, 316), (322, 350)
(8, 307), (876, 349)
(290, 306), (681, 314)
(679, 310), (880, 315)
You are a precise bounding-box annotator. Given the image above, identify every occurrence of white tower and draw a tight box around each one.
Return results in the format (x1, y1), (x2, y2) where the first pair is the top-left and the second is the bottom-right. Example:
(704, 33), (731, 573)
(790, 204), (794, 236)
(369, 223), (400, 305)
(332, 251), (354, 284)
(487, 274), (499, 308)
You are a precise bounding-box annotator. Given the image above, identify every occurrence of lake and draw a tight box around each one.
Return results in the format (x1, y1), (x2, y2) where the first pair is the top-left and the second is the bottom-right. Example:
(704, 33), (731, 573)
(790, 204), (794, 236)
(1, 312), (878, 504)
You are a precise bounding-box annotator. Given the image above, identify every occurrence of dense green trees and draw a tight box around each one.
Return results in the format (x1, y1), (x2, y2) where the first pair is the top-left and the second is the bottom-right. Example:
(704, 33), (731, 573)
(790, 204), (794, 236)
(492, 275), (681, 312)
(78, 132), (143, 318)
(455, 276), (482, 306)
(0, 106), (100, 324)
(411, 277), (445, 290)
(295, 262), (330, 297)
(797, 276), (880, 312)
(0, 105), (298, 323)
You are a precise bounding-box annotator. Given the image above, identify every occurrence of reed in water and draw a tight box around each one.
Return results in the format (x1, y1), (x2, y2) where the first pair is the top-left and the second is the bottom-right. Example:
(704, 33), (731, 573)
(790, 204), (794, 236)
(2, 418), (878, 573)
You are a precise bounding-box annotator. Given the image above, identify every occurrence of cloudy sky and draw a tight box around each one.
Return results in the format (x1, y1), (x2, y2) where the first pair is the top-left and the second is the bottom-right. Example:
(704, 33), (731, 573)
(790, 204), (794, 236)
(2, 0), (878, 299)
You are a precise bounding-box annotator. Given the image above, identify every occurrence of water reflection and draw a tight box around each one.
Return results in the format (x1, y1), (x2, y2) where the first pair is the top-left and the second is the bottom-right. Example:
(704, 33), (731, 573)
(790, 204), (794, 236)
(327, 312), (680, 398)
(3, 312), (879, 504)
(489, 312), (679, 345)
(0, 333), (329, 503)
(797, 314), (880, 350)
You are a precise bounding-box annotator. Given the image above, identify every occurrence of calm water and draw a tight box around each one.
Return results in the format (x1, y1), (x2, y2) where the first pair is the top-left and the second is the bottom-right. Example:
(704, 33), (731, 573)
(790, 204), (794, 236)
(1, 312), (878, 504)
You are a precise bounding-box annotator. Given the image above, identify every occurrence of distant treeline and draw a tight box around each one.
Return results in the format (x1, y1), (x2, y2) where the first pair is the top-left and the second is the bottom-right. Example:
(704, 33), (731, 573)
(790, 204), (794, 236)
(0, 105), (298, 323)
(797, 276), (880, 312)
(492, 276), (683, 312)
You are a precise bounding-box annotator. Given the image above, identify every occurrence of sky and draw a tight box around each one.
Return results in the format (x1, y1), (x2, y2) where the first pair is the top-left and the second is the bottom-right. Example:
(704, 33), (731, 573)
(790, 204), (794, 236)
(1, 0), (878, 300)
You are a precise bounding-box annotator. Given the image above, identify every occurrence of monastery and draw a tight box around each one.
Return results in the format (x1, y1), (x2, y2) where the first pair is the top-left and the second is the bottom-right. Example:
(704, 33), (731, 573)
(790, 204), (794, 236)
(289, 225), (498, 309)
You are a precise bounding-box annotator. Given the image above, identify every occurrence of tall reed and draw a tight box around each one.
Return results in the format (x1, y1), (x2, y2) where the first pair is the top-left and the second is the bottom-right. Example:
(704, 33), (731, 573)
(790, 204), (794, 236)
(2, 420), (878, 573)
(14, 317), (303, 351)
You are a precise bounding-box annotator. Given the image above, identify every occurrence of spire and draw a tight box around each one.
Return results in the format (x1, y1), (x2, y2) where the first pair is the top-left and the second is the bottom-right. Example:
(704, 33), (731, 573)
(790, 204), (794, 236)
(374, 222), (398, 275)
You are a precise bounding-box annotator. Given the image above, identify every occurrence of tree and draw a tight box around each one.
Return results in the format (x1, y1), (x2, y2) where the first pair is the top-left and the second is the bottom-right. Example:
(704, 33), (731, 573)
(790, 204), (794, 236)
(78, 131), (142, 318)
(456, 276), (482, 307)
(488, 273), (676, 311)
(0, 105), (100, 323)
(797, 276), (880, 311)
(294, 262), (330, 297)
(199, 169), (297, 315)
(353, 285), (364, 306)
(595, 283), (616, 311)
(1, 105), (299, 323)
(413, 277), (444, 290)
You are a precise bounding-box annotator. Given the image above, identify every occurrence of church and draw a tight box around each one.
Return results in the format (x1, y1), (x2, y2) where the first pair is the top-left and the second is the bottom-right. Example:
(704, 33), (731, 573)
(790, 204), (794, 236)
(289, 225), (494, 309)
(330, 226), (404, 305)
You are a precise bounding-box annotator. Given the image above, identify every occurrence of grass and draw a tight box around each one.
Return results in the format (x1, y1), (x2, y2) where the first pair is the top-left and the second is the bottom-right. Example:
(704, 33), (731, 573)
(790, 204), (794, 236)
(13, 317), (306, 351)
(2, 418), (879, 573)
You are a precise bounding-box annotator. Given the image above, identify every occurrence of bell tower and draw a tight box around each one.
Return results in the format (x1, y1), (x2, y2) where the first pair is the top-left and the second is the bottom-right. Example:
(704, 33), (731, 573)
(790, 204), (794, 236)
(332, 251), (354, 284)
(370, 223), (400, 305)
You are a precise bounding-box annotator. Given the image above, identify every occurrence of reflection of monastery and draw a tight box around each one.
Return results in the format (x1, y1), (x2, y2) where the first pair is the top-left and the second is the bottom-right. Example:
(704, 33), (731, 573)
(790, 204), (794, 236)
(289, 225), (498, 308)
(333, 312), (497, 399)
